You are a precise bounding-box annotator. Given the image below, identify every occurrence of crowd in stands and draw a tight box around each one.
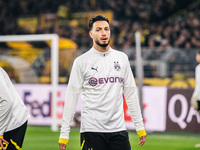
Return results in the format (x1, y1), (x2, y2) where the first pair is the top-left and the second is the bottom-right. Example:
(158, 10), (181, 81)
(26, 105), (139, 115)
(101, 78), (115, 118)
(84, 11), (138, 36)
(0, 0), (199, 81)
(0, 0), (198, 49)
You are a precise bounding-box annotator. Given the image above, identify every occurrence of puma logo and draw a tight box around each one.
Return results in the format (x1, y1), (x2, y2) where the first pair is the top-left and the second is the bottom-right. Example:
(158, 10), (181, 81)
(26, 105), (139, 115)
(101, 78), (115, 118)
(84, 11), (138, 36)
(91, 67), (98, 72)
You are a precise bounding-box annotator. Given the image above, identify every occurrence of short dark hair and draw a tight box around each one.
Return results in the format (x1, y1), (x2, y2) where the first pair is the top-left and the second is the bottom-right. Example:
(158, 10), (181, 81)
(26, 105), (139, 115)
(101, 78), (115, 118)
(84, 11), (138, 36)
(89, 15), (109, 31)
(197, 50), (200, 54)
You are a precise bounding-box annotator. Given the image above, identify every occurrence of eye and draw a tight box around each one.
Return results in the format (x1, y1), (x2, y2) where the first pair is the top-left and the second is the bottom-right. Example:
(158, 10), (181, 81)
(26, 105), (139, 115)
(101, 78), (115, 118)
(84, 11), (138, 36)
(96, 28), (101, 31)
(105, 27), (110, 31)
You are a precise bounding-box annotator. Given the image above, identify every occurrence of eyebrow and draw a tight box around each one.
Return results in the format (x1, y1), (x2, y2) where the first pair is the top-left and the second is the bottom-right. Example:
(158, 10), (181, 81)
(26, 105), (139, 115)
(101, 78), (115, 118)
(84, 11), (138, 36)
(95, 26), (110, 29)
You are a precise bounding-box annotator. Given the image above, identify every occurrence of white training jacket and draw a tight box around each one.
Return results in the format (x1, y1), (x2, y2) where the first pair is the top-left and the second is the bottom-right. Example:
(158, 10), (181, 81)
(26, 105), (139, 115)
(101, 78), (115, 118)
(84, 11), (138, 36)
(60, 47), (145, 139)
(0, 67), (30, 136)
(193, 64), (200, 99)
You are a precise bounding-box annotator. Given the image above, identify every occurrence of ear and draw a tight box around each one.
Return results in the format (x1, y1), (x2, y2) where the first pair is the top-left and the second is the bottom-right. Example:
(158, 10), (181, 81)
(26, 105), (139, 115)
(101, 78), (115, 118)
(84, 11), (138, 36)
(89, 31), (93, 39)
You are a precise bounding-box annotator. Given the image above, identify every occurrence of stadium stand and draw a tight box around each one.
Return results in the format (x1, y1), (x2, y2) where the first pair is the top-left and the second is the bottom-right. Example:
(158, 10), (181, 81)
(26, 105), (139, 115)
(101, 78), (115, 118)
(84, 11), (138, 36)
(0, 0), (199, 87)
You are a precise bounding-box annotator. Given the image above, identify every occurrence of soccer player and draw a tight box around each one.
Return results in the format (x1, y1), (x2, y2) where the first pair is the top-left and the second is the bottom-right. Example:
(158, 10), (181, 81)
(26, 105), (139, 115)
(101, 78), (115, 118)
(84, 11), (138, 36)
(0, 67), (30, 150)
(59, 15), (147, 150)
(191, 50), (200, 112)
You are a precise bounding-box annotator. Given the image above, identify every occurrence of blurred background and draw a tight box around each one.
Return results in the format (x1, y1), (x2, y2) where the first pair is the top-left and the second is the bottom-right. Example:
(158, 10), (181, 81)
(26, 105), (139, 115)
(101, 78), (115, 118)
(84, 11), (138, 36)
(0, 0), (200, 149)
(1, 0), (200, 86)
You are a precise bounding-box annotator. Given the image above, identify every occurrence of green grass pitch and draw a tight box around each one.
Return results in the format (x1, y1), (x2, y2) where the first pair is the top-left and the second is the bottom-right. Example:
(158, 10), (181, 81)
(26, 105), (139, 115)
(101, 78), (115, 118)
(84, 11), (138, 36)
(22, 126), (200, 150)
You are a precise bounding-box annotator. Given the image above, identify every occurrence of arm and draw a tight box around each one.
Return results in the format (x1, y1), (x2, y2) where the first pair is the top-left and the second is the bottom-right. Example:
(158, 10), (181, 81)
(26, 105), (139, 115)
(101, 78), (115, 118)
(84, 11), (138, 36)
(59, 86), (80, 149)
(0, 98), (11, 150)
(0, 97), (12, 136)
(123, 56), (146, 145)
(191, 65), (200, 109)
(0, 68), (13, 149)
(123, 88), (147, 146)
(59, 59), (83, 150)
(0, 68), (13, 137)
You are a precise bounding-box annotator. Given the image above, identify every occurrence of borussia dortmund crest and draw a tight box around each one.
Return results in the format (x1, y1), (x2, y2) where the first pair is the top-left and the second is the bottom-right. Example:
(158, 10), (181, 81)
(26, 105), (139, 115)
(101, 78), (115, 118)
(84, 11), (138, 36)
(114, 61), (121, 71)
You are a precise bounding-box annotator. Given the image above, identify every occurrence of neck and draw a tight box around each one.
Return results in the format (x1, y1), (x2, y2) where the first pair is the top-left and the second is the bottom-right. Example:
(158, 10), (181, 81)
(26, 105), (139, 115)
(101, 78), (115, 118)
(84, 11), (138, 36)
(93, 44), (109, 52)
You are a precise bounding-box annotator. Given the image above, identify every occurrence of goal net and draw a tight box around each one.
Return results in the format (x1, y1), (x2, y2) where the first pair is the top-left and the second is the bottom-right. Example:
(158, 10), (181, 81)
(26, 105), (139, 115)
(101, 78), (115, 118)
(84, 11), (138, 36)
(0, 34), (77, 131)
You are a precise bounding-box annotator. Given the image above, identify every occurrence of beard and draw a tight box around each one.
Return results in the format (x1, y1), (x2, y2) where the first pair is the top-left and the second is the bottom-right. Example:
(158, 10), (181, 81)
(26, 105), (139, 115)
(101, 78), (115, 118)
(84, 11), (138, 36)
(95, 39), (110, 47)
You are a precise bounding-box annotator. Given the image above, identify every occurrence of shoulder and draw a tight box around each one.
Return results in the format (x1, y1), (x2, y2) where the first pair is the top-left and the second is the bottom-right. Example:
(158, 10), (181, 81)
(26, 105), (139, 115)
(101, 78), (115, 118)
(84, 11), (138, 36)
(111, 48), (129, 62)
(111, 48), (128, 58)
(0, 67), (3, 78)
(195, 64), (200, 74)
(0, 67), (6, 75)
(196, 64), (200, 70)
(77, 49), (93, 60)
(74, 50), (90, 63)
(72, 49), (94, 68)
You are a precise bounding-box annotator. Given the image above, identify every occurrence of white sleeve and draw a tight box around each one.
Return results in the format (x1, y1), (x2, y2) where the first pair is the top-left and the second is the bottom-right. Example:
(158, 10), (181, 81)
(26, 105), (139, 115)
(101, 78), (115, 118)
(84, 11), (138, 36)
(59, 58), (84, 139)
(0, 68), (12, 136)
(123, 56), (145, 131)
(193, 65), (200, 99)
(0, 97), (12, 136)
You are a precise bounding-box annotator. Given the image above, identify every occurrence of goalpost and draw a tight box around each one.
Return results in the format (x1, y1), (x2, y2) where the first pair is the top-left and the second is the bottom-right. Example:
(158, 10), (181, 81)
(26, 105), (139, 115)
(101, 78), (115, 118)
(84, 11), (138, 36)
(135, 32), (144, 113)
(0, 34), (59, 131)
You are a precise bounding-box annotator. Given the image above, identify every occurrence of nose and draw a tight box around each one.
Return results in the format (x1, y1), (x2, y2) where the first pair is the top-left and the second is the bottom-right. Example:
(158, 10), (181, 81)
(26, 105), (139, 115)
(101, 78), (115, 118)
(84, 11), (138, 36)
(101, 29), (106, 35)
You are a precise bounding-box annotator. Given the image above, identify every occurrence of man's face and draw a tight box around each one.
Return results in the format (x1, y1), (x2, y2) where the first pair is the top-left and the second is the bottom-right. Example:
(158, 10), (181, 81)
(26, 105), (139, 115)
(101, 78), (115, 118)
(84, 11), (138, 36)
(89, 21), (111, 48)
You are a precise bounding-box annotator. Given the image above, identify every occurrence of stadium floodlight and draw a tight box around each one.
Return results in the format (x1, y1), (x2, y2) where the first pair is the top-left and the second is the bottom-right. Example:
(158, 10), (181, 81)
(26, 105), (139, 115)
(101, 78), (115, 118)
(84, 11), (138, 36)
(0, 34), (59, 131)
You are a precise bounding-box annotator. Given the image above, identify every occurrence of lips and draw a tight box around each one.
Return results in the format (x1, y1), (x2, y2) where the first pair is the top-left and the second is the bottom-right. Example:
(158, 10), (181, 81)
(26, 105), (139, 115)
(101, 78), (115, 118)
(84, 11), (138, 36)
(101, 37), (108, 42)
